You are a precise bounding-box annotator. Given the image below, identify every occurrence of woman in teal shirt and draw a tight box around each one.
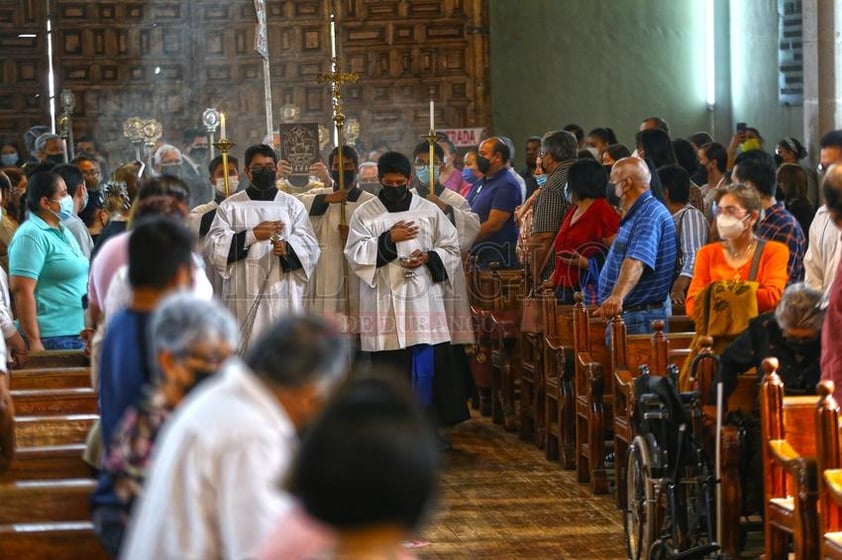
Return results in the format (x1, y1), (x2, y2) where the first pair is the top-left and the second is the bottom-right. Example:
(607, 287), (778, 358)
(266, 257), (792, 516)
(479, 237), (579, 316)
(10, 170), (89, 351)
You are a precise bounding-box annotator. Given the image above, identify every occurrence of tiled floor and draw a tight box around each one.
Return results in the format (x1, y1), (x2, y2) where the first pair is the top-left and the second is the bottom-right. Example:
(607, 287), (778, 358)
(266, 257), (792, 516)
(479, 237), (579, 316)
(420, 416), (627, 559)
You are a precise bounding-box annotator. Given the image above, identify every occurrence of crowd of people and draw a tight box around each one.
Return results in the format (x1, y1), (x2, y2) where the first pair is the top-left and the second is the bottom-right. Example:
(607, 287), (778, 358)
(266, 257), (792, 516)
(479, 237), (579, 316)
(0, 116), (840, 557)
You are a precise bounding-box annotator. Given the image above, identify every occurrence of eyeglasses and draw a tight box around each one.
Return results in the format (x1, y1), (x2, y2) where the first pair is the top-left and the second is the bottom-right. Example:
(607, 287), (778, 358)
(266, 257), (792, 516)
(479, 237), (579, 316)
(715, 205), (748, 218)
(250, 165), (277, 173)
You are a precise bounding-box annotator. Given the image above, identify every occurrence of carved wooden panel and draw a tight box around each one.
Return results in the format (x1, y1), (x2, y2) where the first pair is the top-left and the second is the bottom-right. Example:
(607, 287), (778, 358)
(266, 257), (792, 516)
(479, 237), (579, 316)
(13, 0), (490, 164)
(0, 1), (50, 142)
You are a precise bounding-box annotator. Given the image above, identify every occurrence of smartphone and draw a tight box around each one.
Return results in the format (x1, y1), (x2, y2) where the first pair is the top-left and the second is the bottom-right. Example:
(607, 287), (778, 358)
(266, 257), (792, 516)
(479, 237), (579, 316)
(736, 122), (747, 132)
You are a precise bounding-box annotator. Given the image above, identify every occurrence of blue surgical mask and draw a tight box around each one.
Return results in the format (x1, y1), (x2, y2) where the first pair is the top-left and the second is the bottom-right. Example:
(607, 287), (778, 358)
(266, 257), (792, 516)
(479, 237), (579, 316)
(462, 168), (477, 184)
(0, 153), (17, 166)
(563, 183), (572, 203)
(535, 174), (548, 187)
(415, 165), (440, 185)
(58, 195), (75, 220)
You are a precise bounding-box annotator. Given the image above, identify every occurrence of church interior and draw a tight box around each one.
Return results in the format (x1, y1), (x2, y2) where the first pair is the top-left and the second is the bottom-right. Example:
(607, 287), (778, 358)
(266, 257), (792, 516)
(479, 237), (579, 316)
(0, 0), (838, 559)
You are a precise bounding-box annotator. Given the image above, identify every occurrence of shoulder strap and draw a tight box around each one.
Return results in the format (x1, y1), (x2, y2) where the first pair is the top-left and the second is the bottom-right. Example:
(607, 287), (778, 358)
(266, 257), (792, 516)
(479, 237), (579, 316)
(747, 239), (766, 282)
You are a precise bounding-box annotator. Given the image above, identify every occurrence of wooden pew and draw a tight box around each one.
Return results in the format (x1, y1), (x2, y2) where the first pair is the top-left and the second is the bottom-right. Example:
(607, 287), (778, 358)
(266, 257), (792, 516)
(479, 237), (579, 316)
(14, 414), (98, 448)
(572, 295), (613, 493)
(761, 358), (820, 560)
(9, 367), (91, 391)
(542, 290), (576, 465)
(0, 522), (109, 560)
(611, 319), (695, 509)
(11, 388), (98, 416)
(817, 381), (842, 560)
(0, 479), (96, 524)
(2, 444), (91, 482)
(487, 265), (527, 430)
(22, 351), (88, 370)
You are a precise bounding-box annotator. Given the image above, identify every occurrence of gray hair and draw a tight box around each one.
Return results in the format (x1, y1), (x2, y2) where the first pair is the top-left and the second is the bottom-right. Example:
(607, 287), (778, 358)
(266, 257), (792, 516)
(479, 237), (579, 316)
(149, 293), (238, 382)
(775, 282), (825, 332)
(541, 130), (578, 163)
(153, 144), (183, 167)
(34, 133), (61, 153)
(359, 161), (377, 172)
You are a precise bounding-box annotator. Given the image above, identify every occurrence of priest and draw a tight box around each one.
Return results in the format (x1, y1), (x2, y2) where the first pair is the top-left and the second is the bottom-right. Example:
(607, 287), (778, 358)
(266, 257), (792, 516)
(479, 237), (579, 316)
(204, 144), (319, 350)
(296, 145), (374, 328)
(345, 151), (469, 428)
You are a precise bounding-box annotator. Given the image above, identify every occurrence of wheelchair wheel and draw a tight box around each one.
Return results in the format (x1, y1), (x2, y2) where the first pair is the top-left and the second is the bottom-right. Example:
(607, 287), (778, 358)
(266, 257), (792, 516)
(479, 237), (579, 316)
(625, 435), (656, 560)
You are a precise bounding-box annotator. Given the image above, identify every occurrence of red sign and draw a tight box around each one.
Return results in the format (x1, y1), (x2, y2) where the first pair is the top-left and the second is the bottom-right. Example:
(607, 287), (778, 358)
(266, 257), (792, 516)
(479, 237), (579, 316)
(441, 128), (487, 148)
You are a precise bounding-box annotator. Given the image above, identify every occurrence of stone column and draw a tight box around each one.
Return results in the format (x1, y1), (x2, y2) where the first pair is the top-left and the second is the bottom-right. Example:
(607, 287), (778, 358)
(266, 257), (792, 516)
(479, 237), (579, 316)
(803, 0), (842, 161)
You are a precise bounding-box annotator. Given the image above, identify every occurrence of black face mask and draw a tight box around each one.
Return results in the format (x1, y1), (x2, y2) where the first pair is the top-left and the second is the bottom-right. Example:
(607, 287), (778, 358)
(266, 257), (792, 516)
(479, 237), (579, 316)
(184, 369), (216, 395)
(381, 184), (408, 202)
(190, 147), (209, 161)
(476, 155), (491, 175)
(46, 153), (65, 164)
(606, 182), (622, 207)
(331, 169), (357, 190)
(160, 165), (182, 179)
(774, 154), (783, 167)
(251, 168), (276, 191)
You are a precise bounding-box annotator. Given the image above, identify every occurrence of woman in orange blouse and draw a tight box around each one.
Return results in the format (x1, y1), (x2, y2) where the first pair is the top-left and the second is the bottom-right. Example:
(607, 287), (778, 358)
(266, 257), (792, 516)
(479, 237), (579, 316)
(686, 184), (789, 315)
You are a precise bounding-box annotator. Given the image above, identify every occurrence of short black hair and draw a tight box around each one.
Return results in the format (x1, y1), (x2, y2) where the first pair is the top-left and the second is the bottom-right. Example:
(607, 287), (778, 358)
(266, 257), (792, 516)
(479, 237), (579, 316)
(244, 144), (278, 168)
(642, 116), (671, 136)
(245, 315), (348, 388)
(437, 136), (458, 156)
(733, 150), (777, 197)
(525, 136), (542, 146)
(412, 141), (444, 162)
(823, 169), (842, 222)
(137, 176), (190, 205)
(604, 144), (631, 161)
(182, 127), (207, 145)
(128, 217), (195, 289)
(328, 145), (360, 170)
(52, 164), (85, 197)
(637, 128), (676, 168)
(542, 130), (578, 163)
(377, 151), (412, 179)
(672, 138), (700, 175)
(563, 124), (584, 142)
(700, 142), (728, 174)
(208, 155), (239, 177)
(26, 170), (62, 213)
(289, 374), (437, 531)
(657, 164), (691, 204)
(587, 128), (618, 145)
(820, 130), (842, 150)
(567, 158), (608, 200)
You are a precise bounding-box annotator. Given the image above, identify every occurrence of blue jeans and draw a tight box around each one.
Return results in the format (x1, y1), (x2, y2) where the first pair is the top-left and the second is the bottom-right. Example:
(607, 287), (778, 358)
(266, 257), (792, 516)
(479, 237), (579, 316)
(604, 307), (669, 349)
(41, 335), (85, 350)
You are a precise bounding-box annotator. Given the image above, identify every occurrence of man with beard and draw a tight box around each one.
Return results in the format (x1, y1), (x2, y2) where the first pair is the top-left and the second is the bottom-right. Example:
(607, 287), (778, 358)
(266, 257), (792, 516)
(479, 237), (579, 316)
(204, 144), (319, 350)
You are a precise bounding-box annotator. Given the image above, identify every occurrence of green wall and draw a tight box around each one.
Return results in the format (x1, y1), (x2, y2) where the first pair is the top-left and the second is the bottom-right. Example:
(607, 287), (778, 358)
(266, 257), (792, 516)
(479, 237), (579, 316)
(489, 0), (803, 160)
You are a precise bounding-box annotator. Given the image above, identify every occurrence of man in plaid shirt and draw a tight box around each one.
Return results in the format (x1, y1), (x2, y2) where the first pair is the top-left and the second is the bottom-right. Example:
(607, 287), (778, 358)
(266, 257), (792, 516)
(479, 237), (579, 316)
(733, 150), (805, 284)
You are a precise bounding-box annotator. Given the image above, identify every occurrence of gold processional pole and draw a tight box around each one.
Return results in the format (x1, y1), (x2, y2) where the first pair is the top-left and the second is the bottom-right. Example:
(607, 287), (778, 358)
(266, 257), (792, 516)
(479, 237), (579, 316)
(426, 99), (437, 199)
(318, 0), (358, 325)
(212, 112), (235, 198)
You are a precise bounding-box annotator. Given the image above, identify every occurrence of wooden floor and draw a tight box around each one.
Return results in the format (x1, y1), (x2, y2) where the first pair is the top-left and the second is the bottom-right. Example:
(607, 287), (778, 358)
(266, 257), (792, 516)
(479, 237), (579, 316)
(420, 414), (627, 559)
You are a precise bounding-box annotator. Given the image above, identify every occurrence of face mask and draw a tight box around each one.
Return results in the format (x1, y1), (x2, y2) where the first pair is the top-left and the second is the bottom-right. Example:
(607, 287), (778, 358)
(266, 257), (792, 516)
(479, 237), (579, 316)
(189, 147), (209, 161)
(251, 168), (276, 191)
(215, 177), (240, 196)
(414, 166), (440, 186)
(380, 184), (408, 203)
(0, 153), (17, 166)
(786, 338), (818, 355)
(563, 183), (573, 203)
(476, 155), (491, 175)
(586, 147), (600, 160)
(160, 164), (182, 179)
(462, 168), (477, 183)
(716, 213), (749, 240)
(330, 169), (357, 189)
(535, 174), (548, 187)
(80, 192), (89, 212)
(773, 154), (783, 167)
(184, 369), (216, 395)
(606, 182), (622, 207)
(57, 195), (74, 220)
(359, 181), (381, 195)
(46, 153), (65, 164)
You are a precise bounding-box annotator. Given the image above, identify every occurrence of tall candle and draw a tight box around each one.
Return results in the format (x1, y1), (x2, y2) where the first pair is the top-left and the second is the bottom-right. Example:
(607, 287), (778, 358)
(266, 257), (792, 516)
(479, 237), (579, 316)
(330, 18), (337, 59)
(220, 112), (227, 139)
(429, 100), (434, 131)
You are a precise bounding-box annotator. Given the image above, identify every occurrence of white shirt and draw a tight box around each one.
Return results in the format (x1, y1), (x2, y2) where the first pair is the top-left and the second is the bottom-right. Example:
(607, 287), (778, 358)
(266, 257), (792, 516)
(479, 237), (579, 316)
(122, 360), (296, 560)
(804, 204), (842, 298)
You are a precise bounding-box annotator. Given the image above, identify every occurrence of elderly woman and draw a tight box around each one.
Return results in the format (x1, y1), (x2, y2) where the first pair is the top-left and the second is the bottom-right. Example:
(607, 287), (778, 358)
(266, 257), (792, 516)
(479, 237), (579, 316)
(9, 171), (89, 351)
(719, 282), (823, 400)
(96, 293), (237, 553)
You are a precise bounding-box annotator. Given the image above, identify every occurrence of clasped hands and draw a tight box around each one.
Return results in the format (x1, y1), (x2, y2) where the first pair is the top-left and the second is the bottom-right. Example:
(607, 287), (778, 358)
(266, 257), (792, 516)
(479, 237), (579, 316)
(390, 221), (427, 269)
(254, 220), (287, 256)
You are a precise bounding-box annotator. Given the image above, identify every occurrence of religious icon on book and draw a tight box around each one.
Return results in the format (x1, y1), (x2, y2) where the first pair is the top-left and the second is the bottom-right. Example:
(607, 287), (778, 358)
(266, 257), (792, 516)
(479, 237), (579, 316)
(278, 123), (320, 189)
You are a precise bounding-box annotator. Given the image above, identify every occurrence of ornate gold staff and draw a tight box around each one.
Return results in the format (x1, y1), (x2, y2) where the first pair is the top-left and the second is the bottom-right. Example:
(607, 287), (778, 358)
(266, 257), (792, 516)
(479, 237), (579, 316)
(213, 112), (235, 198)
(318, 0), (358, 323)
(426, 100), (436, 197)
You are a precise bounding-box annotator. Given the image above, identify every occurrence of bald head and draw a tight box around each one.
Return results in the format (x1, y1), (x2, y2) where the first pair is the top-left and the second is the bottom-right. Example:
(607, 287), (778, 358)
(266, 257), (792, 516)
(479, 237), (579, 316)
(611, 157), (651, 187)
(823, 163), (842, 226)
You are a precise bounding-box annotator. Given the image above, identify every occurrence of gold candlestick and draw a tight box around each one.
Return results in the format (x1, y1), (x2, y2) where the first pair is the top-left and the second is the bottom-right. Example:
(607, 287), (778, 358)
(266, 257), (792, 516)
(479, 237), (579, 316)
(213, 138), (236, 197)
(426, 131), (437, 196)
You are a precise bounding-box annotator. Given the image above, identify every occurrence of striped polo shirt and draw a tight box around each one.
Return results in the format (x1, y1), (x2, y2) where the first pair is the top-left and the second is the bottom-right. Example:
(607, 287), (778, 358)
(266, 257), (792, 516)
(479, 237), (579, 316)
(598, 190), (677, 307)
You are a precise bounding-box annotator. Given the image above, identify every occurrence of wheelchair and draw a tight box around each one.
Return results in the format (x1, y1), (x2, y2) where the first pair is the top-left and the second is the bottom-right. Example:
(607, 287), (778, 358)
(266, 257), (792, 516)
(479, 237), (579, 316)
(624, 364), (721, 560)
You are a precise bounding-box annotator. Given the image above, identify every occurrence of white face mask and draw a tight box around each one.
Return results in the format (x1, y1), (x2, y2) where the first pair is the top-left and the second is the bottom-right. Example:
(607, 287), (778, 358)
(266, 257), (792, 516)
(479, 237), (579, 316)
(215, 176), (239, 196)
(717, 213), (748, 240)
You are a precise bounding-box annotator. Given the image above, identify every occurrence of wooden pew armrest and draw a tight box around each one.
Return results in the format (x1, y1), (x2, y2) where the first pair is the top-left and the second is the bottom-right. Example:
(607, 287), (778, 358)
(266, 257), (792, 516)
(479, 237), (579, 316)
(768, 439), (817, 479)
(825, 470), (842, 508)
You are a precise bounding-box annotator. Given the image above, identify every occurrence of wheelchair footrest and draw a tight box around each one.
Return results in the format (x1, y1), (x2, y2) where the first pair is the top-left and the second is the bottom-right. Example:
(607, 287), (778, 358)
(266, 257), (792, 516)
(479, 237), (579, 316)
(669, 542), (720, 559)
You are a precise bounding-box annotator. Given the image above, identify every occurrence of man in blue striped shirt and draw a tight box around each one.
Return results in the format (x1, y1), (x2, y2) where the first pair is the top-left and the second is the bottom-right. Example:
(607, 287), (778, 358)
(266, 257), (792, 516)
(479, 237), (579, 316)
(596, 158), (677, 334)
